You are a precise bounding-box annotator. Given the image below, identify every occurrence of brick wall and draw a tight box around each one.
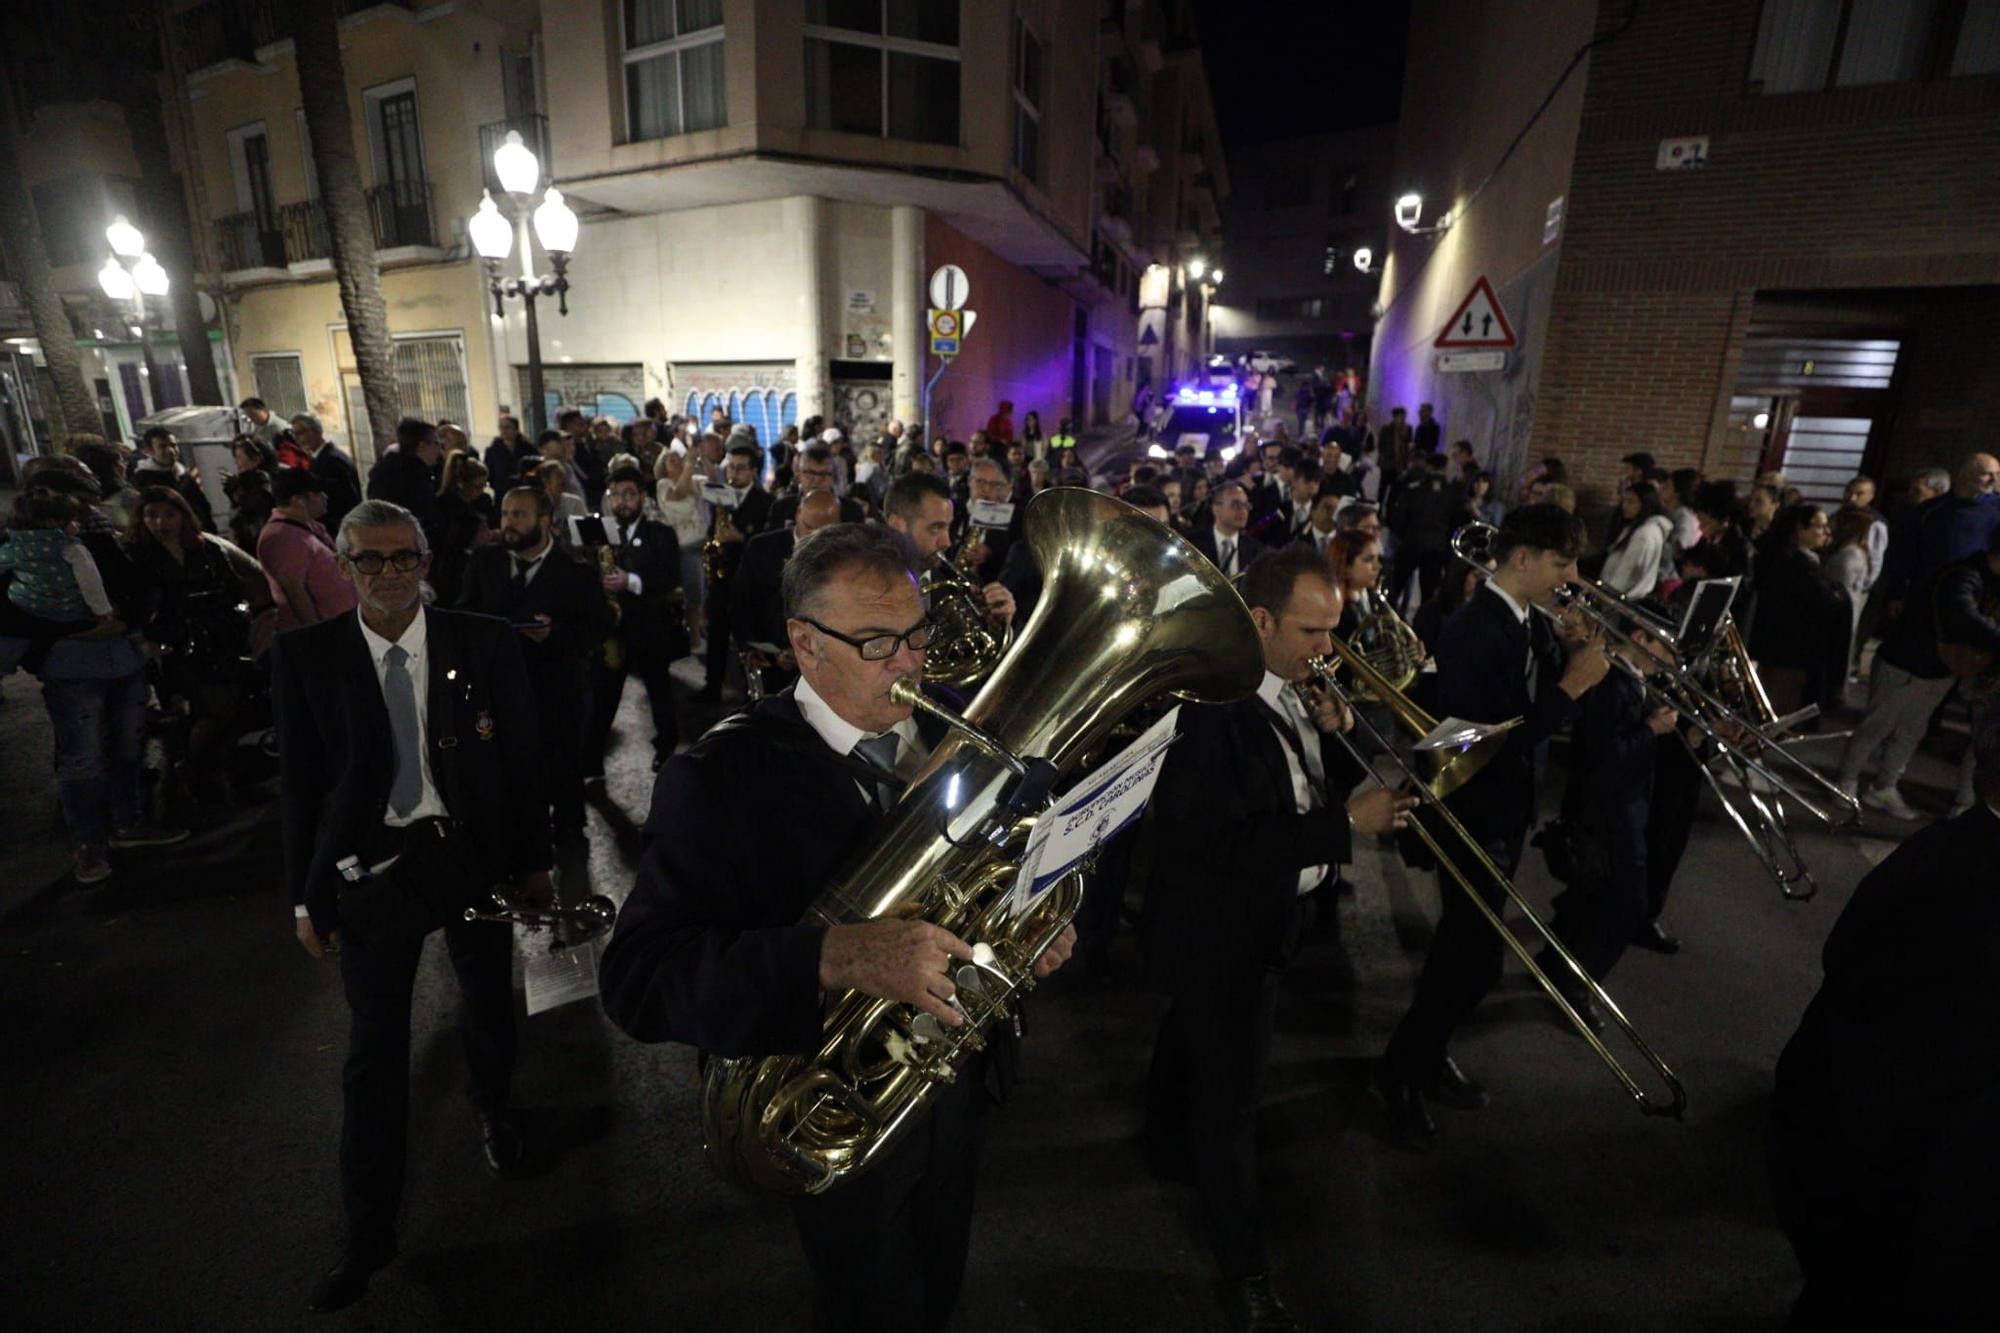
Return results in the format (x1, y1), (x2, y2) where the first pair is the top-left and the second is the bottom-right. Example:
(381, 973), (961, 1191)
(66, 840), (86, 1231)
(1531, 0), (2000, 511)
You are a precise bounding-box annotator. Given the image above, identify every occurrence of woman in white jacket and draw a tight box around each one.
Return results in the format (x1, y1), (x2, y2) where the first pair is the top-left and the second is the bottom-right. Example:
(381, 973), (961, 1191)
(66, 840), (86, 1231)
(1599, 481), (1675, 599)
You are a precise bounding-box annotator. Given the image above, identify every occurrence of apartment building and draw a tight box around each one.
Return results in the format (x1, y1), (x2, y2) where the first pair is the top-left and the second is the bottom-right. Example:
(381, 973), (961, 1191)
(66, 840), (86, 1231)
(1371, 0), (2000, 509)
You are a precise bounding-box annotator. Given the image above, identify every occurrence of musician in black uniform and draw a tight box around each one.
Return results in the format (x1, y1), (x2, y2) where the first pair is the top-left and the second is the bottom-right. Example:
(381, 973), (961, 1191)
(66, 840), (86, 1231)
(700, 443), (774, 701)
(883, 472), (1018, 635)
(601, 523), (1074, 1330)
(955, 457), (1023, 585)
(272, 499), (551, 1313)
(1377, 504), (1609, 1146)
(1769, 707), (2000, 1326)
(731, 489), (842, 696)
(456, 485), (610, 842)
(582, 467), (686, 780)
(1142, 545), (1414, 1331)
(768, 443), (866, 528)
(1186, 481), (1270, 578)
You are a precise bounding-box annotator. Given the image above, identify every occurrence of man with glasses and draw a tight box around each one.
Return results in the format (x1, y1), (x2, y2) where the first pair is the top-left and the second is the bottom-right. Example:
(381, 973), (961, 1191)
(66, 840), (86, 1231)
(456, 486), (611, 844)
(770, 443), (865, 527)
(603, 522), (1074, 1329)
(1188, 480), (1268, 577)
(882, 472), (1017, 640)
(271, 499), (554, 1313)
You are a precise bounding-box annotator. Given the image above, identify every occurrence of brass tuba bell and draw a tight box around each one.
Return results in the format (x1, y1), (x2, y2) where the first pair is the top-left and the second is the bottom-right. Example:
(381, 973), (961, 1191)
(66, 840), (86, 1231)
(699, 488), (1263, 1196)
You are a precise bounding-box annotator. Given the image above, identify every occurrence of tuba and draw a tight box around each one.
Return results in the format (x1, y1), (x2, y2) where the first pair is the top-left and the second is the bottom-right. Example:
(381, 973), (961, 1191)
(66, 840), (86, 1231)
(700, 488), (1263, 1195)
(920, 552), (1013, 686)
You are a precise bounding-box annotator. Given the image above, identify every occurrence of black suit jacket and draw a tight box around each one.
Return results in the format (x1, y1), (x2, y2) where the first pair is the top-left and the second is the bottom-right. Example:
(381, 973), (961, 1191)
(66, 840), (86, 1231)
(708, 486), (776, 581)
(308, 445), (362, 529)
(730, 526), (793, 652)
(1141, 694), (1361, 997)
(599, 688), (954, 1057)
(1186, 526), (1269, 578)
(365, 449), (439, 537)
(271, 608), (550, 933)
(1436, 584), (1580, 841)
(602, 516), (685, 659)
(455, 542), (612, 674)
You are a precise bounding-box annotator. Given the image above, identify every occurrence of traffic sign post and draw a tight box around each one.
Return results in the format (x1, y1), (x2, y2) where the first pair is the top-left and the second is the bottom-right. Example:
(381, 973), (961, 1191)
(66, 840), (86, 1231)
(922, 266), (973, 442)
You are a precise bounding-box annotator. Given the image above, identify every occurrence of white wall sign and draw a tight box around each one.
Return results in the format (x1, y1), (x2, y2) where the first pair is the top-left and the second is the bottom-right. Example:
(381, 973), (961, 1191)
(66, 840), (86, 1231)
(1656, 136), (1709, 170)
(1543, 196), (1565, 246)
(846, 288), (876, 314)
(1438, 350), (1507, 373)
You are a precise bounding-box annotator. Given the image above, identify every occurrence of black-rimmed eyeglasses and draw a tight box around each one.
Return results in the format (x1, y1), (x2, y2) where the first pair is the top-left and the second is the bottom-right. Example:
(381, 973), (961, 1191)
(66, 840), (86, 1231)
(345, 549), (424, 575)
(799, 616), (935, 661)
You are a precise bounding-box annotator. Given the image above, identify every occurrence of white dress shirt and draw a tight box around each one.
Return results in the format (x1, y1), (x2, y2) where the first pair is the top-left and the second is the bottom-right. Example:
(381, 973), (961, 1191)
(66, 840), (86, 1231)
(1212, 525), (1245, 575)
(357, 609), (446, 826)
(607, 517), (645, 595)
(795, 672), (929, 802)
(1256, 670), (1330, 895)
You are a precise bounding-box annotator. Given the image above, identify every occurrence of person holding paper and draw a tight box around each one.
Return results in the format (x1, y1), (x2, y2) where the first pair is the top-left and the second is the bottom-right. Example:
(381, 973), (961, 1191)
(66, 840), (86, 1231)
(601, 523), (1072, 1330)
(957, 457), (1021, 584)
(883, 472), (1018, 641)
(1376, 504), (1610, 1148)
(582, 466), (686, 780)
(272, 500), (553, 1313)
(1140, 544), (1415, 1332)
(456, 485), (611, 844)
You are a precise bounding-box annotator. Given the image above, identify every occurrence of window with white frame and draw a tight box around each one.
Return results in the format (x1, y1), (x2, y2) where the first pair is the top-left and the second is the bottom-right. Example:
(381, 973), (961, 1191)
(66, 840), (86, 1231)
(623, 0), (727, 141)
(1013, 14), (1043, 182)
(805, 0), (961, 147)
(251, 353), (309, 420)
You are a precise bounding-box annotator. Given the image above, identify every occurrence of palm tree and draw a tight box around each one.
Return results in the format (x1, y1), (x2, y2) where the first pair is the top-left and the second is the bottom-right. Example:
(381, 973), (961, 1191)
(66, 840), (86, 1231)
(293, 1), (401, 462)
(0, 103), (102, 442)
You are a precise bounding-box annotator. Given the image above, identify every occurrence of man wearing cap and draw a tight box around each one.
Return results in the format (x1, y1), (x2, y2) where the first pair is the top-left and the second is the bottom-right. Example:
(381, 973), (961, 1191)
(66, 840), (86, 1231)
(260, 469), (359, 631)
(1770, 704), (2000, 1326)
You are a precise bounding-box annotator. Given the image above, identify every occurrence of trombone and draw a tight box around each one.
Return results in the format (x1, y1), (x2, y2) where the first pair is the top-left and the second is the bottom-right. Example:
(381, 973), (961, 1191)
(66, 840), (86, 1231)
(1301, 638), (1687, 1119)
(1451, 522), (1858, 899)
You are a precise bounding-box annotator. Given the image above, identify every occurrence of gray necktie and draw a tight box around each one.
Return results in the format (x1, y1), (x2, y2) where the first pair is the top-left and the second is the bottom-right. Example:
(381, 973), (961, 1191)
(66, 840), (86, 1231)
(851, 733), (901, 812)
(1221, 538), (1237, 574)
(384, 644), (423, 817)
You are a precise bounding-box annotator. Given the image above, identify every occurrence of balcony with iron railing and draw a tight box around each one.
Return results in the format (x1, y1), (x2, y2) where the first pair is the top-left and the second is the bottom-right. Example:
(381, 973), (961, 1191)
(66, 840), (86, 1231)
(478, 115), (551, 196)
(367, 179), (436, 250)
(278, 200), (329, 262)
(214, 210), (289, 271)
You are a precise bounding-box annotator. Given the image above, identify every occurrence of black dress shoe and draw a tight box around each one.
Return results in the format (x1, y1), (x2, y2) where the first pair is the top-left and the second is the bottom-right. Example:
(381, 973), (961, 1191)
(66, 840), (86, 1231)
(1632, 921), (1681, 954)
(479, 1110), (527, 1178)
(1424, 1056), (1490, 1110)
(306, 1241), (396, 1313)
(1372, 1062), (1437, 1150)
(1224, 1273), (1301, 1333)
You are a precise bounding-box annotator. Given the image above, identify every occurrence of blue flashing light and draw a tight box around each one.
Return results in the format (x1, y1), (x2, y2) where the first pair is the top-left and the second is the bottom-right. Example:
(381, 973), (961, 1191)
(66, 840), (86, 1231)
(1175, 385), (1197, 403)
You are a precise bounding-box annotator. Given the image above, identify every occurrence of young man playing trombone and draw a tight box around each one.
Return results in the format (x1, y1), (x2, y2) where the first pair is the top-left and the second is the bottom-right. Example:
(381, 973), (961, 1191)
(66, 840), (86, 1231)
(1376, 504), (1610, 1147)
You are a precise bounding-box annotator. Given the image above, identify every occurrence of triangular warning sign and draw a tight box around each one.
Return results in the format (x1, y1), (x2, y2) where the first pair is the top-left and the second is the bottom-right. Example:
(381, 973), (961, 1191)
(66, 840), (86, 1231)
(1139, 324), (1160, 347)
(1434, 276), (1517, 349)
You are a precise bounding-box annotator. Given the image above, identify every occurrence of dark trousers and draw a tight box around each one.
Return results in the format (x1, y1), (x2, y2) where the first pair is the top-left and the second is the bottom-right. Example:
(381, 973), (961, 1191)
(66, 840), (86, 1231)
(1384, 826), (1523, 1083)
(583, 649), (678, 773)
(1545, 802), (1649, 981)
(789, 1071), (989, 1333)
(335, 834), (514, 1249)
(1646, 740), (1703, 923)
(703, 586), (730, 694)
(1388, 544), (1446, 614)
(529, 663), (586, 837)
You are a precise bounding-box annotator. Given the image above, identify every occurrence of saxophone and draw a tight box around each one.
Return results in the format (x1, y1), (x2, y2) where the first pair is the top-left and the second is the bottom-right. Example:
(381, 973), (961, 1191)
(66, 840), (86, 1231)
(597, 543), (625, 671)
(703, 506), (735, 584)
(699, 488), (1263, 1196)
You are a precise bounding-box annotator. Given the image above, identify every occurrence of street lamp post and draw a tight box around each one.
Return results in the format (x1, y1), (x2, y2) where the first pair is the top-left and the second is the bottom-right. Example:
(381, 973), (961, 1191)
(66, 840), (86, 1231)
(99, 215), (169, 409)
(471, 131), (577, 438)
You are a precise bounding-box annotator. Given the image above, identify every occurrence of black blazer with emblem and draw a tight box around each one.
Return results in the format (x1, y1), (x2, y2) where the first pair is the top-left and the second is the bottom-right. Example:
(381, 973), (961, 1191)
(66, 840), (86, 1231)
(455, 541), (612, 674)
(1140, 694), (1361, 997)
(271, 607), (550, 933)
(600, 687), (956, 1058)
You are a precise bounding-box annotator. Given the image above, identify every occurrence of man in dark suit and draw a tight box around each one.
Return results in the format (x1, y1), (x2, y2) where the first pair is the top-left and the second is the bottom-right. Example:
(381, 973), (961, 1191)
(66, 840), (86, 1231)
(456, 485), (611, 842)
(1186, 480), (1269, 578)
(601, 522), (1074, 1329)
(291, 412), (362, 532)
(582, 466), (686, 780)
(1385, 450), (1461, 614)
(768, 443), (866, 528)
(700, 442), (775, 701)
(1377, 504), (1609, 1146)
(1770, 707), (2000, 1326)
(1140, 545), (1411, 1331)
(883, 472), (1019, 648)
(364, 418), (443, 542)
(272, 498), (551, 1313)
(953, 456), (1024, 585)
(482, 414), (536, 496)
(731, 489), (841, 696)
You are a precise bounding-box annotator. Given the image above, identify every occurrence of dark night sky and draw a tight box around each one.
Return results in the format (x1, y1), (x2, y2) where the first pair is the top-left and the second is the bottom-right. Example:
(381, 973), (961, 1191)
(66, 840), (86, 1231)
(1189, 0), (1411, 145)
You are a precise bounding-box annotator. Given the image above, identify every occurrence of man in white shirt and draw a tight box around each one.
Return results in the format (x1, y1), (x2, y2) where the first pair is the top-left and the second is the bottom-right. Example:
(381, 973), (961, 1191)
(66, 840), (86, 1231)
(1193, 480), (1267, 576)
(1140, 544), (1412, 1329)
